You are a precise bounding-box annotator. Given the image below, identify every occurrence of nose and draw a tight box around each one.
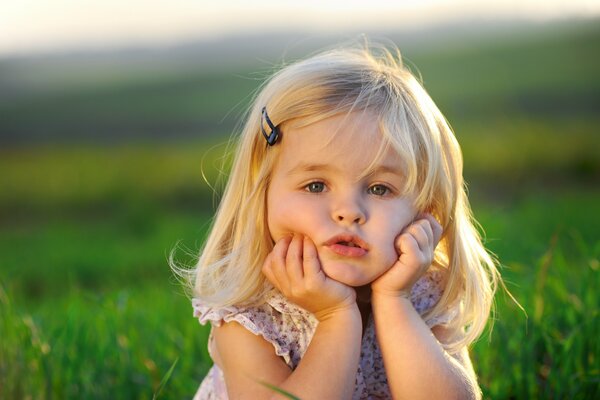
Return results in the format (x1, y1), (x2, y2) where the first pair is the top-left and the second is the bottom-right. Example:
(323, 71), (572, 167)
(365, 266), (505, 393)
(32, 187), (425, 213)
(331, 194), (366, 225)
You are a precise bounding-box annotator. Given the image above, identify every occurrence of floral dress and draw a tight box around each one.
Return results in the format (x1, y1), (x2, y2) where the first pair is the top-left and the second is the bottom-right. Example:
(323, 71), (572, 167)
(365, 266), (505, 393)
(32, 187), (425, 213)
(192, 269), (454, 399)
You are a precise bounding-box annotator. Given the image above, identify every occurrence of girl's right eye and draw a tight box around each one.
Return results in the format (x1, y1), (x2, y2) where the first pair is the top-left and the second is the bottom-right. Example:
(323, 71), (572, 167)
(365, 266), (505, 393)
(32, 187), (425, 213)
(305, 182), (325, 193)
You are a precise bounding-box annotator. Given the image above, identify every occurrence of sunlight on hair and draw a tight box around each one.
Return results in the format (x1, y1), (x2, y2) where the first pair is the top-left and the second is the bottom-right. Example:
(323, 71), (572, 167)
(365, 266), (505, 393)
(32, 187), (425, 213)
(174, 39), (504, 355)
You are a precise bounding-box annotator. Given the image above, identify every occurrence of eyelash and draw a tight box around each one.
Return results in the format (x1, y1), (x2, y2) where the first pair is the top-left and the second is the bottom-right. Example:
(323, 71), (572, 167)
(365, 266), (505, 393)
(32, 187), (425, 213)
(303, 182), (393, 196)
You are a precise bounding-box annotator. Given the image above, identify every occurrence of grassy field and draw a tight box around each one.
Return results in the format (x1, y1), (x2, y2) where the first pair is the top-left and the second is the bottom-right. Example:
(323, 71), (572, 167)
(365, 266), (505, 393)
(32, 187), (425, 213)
(0, 146), (597, 399)
(1, 21), (599, 399)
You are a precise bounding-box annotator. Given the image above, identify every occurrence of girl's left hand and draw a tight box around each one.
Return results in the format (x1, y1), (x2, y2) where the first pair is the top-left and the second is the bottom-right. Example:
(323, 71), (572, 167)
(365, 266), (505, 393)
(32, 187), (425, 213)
(371, 214), (443, 299)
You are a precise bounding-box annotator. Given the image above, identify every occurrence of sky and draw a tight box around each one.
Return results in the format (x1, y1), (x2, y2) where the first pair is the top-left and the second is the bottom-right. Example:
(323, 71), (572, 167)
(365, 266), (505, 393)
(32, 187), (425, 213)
(1, 0), (599, 57)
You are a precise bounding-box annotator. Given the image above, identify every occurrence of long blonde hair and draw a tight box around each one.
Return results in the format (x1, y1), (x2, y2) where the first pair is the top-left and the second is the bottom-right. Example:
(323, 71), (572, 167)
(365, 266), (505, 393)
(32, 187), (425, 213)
(183, 42), (500, 353)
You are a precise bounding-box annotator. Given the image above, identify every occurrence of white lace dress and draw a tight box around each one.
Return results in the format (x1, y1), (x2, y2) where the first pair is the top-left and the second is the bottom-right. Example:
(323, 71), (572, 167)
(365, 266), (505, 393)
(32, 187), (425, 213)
(192, 269), (454, 399)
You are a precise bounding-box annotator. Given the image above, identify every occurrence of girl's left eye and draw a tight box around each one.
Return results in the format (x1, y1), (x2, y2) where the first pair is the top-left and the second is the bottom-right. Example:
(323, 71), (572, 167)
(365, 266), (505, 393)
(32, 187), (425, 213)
(305, 182), (325, 193)
(368, 184), (390, 196)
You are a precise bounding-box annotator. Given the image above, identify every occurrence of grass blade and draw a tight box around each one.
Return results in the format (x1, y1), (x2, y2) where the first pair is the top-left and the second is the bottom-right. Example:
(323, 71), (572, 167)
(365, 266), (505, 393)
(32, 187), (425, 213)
(152, 357), (179, 400)
(259, 380), (302, 400)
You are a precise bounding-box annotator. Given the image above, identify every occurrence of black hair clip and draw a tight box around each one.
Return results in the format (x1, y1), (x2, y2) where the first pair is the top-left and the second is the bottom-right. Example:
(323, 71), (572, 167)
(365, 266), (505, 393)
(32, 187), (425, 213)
(261, 107), (280, 146)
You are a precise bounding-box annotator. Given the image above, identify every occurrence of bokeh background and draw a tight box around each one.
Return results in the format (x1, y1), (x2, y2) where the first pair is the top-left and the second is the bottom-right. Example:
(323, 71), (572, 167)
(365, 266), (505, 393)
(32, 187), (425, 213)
(1, 2), (599, 398)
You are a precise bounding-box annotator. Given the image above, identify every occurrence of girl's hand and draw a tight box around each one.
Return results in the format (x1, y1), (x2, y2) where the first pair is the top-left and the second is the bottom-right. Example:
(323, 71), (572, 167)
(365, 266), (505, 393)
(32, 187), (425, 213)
(262, 234), (357, 321)
(371, 214), (443, 299)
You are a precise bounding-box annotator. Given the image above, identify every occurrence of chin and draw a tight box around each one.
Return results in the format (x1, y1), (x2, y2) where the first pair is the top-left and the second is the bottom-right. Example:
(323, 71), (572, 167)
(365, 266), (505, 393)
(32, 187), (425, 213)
(321, 261), (371, 287)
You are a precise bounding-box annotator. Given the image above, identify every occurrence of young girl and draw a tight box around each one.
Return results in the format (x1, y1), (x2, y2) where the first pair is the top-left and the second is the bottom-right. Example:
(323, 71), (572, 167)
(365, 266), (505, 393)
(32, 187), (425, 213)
(185, 43), (498, 399)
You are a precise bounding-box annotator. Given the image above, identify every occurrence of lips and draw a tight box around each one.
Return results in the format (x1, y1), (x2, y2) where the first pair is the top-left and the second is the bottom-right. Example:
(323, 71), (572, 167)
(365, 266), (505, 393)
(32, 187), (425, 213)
(324, 234), (368, 257)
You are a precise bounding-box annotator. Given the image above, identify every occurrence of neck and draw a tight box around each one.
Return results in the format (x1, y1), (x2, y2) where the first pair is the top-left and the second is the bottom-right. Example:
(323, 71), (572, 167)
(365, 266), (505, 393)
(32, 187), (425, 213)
(355, 285), (372, 305)
(355, 285), (372, 336)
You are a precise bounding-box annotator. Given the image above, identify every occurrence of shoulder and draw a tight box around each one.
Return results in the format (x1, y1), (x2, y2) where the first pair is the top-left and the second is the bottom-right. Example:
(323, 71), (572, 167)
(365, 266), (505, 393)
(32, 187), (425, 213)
(192, 297), (274, 336)
(193, 291), (318, 398)
(209, 316), (291, 398)
(193, 290), (318, 368)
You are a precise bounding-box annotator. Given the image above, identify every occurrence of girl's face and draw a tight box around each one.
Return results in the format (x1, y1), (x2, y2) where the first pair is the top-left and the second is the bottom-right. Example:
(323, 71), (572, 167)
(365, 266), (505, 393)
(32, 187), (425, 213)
(266, 111), (417, 287)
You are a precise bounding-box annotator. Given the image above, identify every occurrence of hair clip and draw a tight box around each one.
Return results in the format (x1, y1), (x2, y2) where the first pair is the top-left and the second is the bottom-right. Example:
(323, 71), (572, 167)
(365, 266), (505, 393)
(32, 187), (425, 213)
(261, 107), (280, 146)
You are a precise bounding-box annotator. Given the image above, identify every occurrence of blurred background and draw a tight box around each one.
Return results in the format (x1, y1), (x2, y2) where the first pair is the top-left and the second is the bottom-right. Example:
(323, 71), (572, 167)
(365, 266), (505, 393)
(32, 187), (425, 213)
(1, 1), (598, 398)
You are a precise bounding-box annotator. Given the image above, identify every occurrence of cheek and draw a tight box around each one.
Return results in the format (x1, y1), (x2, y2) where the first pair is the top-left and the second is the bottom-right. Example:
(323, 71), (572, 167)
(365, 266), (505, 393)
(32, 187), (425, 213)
(378, 231), (401, 264)
(373, 205), (415, 259)
(267, 196), (317, 240)
(367, 223), (400, 266)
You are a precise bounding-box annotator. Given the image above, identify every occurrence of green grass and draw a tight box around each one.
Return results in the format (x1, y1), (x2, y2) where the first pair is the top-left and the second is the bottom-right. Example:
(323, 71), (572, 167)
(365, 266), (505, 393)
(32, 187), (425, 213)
(474, 231), (600, 399)
(0, 282), (212, 399)
(0, 136), (598, 399)
(1, 181), (598, 398)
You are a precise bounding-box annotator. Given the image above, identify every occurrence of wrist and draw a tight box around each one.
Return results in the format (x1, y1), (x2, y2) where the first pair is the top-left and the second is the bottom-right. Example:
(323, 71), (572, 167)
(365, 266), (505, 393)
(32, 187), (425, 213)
(371, 290), (413, 309)
(314, 302), (360, 323)
(371, 294), (417, 327)
(370, 287), (412, 301)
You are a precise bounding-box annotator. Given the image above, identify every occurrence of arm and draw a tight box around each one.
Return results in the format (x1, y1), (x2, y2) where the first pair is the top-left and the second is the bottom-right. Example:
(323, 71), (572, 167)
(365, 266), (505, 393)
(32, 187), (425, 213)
(213, 307), (361, 399)
(214, 235), (362, 400)
(371, 214), (480, 399)
(372, 294), (480, 400)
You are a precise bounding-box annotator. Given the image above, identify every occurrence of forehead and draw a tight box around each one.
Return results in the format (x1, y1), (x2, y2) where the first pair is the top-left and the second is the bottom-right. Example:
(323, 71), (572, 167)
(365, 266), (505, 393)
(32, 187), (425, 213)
(276, 112), (402, 174)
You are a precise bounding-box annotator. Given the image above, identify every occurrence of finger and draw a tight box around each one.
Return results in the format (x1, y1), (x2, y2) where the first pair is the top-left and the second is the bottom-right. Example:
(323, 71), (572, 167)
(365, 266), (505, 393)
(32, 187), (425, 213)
(262, 253), (279, 288)
(286, 234), (305, 284)
(271, 236), (293, 293)
(404, 222), (431, 253)
(418, 219), (434, 248)
(396, 233), (422, 266)
(420, 213), (443, 242)
(302, 236), (322, 279)
(427, 215), (443, 246)
(418, 213), (437, 238)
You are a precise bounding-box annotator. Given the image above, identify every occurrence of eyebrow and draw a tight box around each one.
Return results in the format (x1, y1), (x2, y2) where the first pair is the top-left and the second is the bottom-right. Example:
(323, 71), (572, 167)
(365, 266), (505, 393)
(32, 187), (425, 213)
(287, 163), (337, 175)
(364, 164), (403, 176)
(287, 162), (403, 177)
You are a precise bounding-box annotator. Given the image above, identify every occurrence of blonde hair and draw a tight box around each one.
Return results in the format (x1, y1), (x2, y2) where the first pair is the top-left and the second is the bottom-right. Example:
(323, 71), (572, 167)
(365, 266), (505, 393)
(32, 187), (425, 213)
(183, 42), (500, 354)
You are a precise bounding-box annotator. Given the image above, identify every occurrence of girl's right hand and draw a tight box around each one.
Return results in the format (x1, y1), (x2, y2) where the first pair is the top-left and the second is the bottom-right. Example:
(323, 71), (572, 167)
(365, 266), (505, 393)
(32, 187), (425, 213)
(262, 234), (357, 321)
